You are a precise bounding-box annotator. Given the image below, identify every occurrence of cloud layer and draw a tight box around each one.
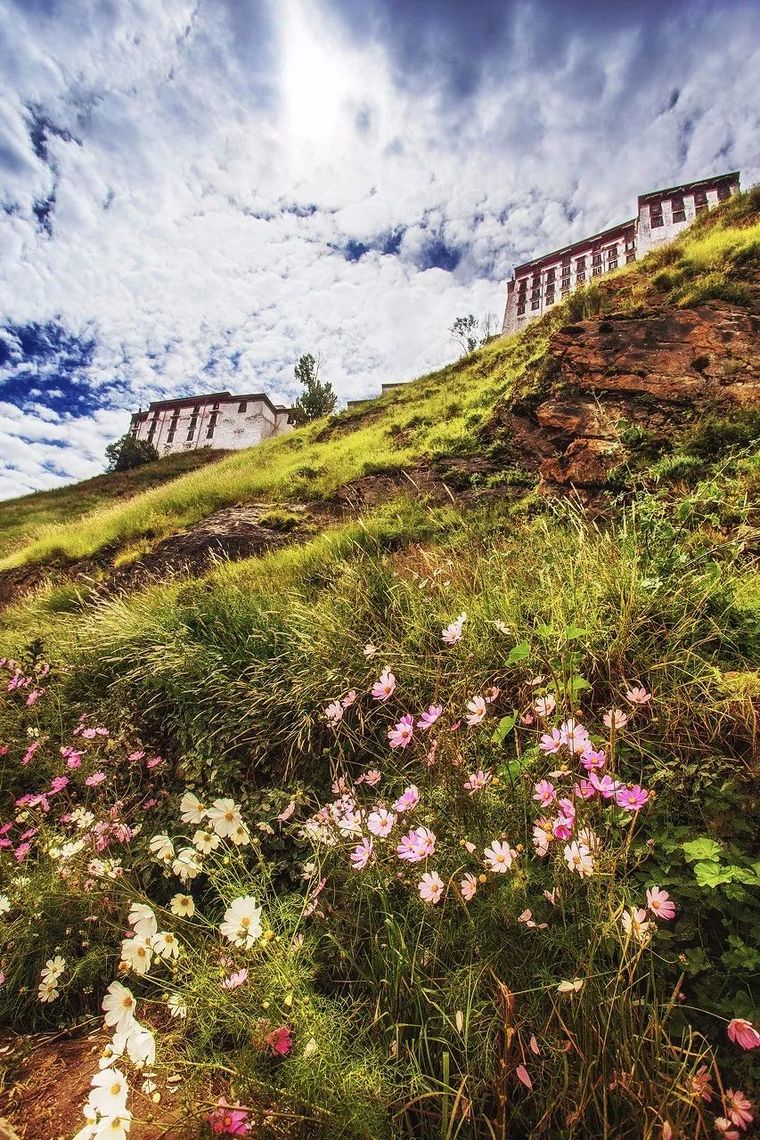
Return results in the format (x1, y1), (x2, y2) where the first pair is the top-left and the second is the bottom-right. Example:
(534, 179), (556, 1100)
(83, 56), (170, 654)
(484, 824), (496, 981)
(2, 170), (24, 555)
(1, 0), (758, 498)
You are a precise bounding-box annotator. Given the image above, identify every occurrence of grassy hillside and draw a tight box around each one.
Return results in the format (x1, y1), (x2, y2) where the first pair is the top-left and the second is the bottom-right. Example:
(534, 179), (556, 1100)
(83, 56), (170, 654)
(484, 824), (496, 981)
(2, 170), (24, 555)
(1, 186), (758, 574)
(0, 447), (228, 557)
(0, 192), (758, 1139)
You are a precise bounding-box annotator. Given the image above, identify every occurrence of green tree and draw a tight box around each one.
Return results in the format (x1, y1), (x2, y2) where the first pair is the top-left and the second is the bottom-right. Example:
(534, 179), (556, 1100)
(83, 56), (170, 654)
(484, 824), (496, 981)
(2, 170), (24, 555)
(449, 312), (497, 357)
(105, 433), (159, 473)
(291, 354), (337, 425)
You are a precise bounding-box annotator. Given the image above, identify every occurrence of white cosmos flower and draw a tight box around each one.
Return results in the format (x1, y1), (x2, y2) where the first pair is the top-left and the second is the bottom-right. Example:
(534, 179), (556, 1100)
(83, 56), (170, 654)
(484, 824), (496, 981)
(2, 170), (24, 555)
(93, 1111), (132, 1138)
(167, 994), (187, 1019)
(125, 1023), (156, 1068)
(0, 894), (10, 915)
(192, 829), (220, 855)
(179, 791), (208, 825)
(229, 822), (251, 847)
(219, 896), (263, 949)
(127, 903), (157, 940)
(169, 894), (195, 918)
(88, 1067), (128, 1117)
(42, 955), (66, 982)
(148, 834), (175, 864)
(151, 931), (180, 960)
(172, 847), (202, 883)
(37, 979), (60, 1002)
(207, 798), (244, 839)
(120, 935), (153, 975)
(102, 981), (137, 1033)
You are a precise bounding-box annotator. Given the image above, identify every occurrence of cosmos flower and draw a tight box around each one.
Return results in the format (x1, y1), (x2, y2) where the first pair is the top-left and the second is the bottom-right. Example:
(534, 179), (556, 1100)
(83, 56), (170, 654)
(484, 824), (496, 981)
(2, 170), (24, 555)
(580, 746), (606, 771)
(152, 931), (180, 960)
(102, 981), (138, 1033)
(219, 896), (263, 949)
(603, 708), (629, 731)
(88, 1067), (129, 1118)
(392, 785), (420, 813)
(483, 840), (517, 873)
(179, 792), (208, 825)
(417, 704), (443, 730)
(397, 826), (436, 862)
(621, 907), (652, 945)
(367, 809), (396, 837)
(120, 935), (153, 975)
(148, 833), (175, 863)
(441, 613), (467, 645)
(724, 1088), (753, 1130)
(128, 902), (157, 939)
(463, 770), (491, 794)
(625, 685), (651, 705)
(727, 1019), (760, 1050)
(167, 994), (187, 1019)
(646, 887), (675, 921)
(266, 1025), (293, 1056)
(615, 785), (649, 811)
(533, 695), (556, 717)
(207, 798), (245, 839)
(539, 729), (563, 754)
(350, 837), (374, 870)
(85, 772), (106, 787)
(465, 696), (487, 726)
(563, 841), (594, 878)
(460, 873), (477, 901)
(221, 969), (248, 990)
(418, 871), (445, 903)
(362, 769), (382, 786)
(532, 779), (556, 807)
(371, 668), (396, 700)
(388, 715), (414, 749)
(170, 893), (195, 918)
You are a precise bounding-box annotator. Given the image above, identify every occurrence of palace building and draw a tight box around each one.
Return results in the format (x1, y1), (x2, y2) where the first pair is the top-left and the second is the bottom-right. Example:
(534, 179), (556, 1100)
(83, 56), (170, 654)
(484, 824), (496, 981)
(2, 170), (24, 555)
(502, 171), (740, 336)
(129, 391), (294, 456)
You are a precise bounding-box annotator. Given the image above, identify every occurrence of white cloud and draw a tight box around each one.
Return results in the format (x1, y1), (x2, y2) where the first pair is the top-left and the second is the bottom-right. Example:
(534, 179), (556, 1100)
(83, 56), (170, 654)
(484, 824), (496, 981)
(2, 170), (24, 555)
(0, 0), (758, 497)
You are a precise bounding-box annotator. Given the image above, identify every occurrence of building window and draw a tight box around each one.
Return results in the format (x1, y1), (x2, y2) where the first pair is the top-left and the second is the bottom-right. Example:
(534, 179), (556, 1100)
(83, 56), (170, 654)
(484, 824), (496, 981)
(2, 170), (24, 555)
(717, 184), (731, 202)
(576, 270), (585, 283)
(206, 412), (218, 439)
(607, 246), (618, 270)
(671, 195), (686, 223)
(545, 287), (555, 305)
(147, 426), (155, 442)
(167, 429), (176, 443)
(546, 267), (556, 282)
(694, 190), (708, 213)
(238, 401), (247, 413)
(650, 203), (664, 227)
(626, 251), (636, 264)
(592, 265), (602, 277)
(517, 303), (526, 316)
(560, 281), (570, 296)
(531, 297), (540, 310)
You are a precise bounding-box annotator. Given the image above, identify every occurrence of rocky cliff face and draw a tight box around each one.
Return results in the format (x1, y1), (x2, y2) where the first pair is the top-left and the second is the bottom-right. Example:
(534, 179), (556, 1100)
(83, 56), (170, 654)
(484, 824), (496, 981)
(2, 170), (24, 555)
(484, 299), (760, 494)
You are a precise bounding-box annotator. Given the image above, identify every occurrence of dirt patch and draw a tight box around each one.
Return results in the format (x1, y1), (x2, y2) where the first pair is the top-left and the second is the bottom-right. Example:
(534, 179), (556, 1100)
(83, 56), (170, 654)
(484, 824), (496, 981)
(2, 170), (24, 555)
(0, 1029), (201, 1139)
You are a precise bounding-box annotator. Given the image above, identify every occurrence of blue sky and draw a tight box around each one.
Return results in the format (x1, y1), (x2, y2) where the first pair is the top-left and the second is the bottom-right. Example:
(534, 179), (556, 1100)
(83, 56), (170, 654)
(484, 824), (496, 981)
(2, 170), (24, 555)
(0, 0), (758, 498)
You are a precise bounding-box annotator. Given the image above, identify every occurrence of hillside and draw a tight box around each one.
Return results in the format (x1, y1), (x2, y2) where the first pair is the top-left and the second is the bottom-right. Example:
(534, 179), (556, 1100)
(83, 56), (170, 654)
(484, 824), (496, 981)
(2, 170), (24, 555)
(0, 191), (758, 1140)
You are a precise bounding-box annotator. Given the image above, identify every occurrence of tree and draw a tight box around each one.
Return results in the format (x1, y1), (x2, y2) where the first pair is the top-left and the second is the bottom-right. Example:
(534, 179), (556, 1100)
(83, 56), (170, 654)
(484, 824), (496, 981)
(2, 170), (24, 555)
(449, 312), (497, 357)
(291, 353), (337, 424)
(105, 433), (159, 473)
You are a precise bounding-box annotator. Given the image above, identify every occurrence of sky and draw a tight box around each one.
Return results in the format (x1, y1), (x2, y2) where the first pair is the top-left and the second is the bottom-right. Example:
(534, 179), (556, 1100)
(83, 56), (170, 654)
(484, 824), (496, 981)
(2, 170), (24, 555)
(0, 0), (759, 499)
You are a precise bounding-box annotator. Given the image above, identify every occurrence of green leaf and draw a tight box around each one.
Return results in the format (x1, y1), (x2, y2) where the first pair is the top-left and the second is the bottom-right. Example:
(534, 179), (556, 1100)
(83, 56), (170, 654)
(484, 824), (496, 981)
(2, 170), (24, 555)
(693, 861), (736, 888)
(569, 676), (593, 697)
(562, 624), (589, 642)
(506, 642), (530, 666)
(492, 714), (516, 745)
(682, 837), (723, 863)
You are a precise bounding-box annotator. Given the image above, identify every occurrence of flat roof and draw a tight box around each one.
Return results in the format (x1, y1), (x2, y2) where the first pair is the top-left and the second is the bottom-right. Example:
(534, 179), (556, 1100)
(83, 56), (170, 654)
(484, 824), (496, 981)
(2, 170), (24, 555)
(137, 391), (292, 416)
(638, 170), (740, 204)
(513, 218), (636, 276)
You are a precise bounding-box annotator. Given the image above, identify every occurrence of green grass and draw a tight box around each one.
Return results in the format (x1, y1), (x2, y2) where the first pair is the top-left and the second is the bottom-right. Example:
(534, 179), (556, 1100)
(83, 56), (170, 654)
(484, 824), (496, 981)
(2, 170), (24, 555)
(0, 448), (228, 558)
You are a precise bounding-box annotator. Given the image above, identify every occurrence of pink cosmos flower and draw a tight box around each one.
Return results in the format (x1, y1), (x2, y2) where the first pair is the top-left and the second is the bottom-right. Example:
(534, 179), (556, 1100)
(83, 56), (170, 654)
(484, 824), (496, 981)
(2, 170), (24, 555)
(484, 686), (500, 704)
(518, 910), (548, 930)
(563, 841), (594, 877)
(208, 1098), (250, 1135)
(724, 1089), (753, 1130)
(560, 719), (590, 754)
(21, 740), (41, 766)
(363, 643), (378, 658)
(392, 785), (420, 812)
(646, 887), (675, 921)
(625, 685), (651, 705)
(532, 779), (556, 807)
(350, 838), (374, 870)
(222, 969), (248, 989)
(266, 1026), (293, 1056)
(397, 826), (436, 862)
(388, 715), (414, 749)
(521, 712), (534, 725)
(460, 873), (477, 901)
(146, 755), (163, 769)
(580, 746), (606, 772)
(362, 769), (382, 787)
(533, 695), (556, 718)
(14, 843), (30, 863)
(603, 708), (629, 731)
(464, 770), (491, 794)
(574, 778), (596, 801)
(691, 1064), (713, 1102)
(277, 801), (296, 822)
(589, 772), (622, 799)
(727, 1019), (760, 1050)
(341, 690), (357, 708)
(465, 696), (487, 726)
(483, 840), (517, 873)
(615, 785), (649, 812)
(367, 809), (396, 837)
(324, 701), (344, 725)
(128, 751), (146, 763)
(532, 823), (551, 857)
(62, 749), (83, 769)
(441, 613), (466, 645)
(551, 814), (574, 841)
(418, 870), (444, 903)
(372, 667), (396, 700)
(539, 729), (563, 754)
(714, 1118), (740, 1139)
(49, 776), (69, 794)
(85, 771), (106, 787)
(416, 704), (443, 731)
(26, 688), (45, 706)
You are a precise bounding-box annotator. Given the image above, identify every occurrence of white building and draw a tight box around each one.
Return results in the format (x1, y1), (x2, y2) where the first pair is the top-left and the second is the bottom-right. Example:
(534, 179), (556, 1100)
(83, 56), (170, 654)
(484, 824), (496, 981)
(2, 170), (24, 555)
(502, 171), (740, 336)
(129, 391), (295, 456)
